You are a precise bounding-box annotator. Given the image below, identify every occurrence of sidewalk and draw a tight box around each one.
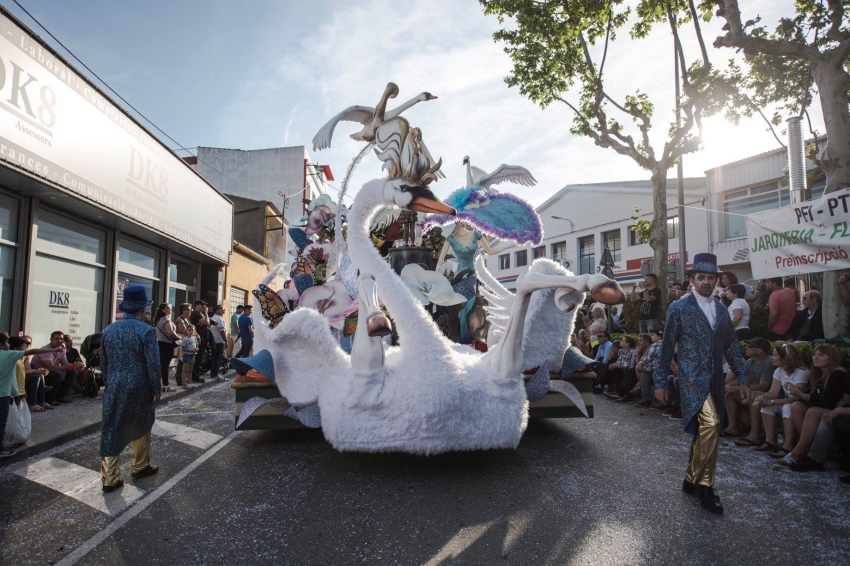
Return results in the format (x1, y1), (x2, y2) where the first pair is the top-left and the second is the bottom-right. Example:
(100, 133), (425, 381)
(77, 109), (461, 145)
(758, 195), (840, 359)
(2, 369), (236, 466)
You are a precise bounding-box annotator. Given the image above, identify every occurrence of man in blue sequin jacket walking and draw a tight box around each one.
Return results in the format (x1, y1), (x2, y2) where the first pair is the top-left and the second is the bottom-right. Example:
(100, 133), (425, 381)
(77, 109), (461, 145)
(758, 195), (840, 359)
(655, 253), (747, 514)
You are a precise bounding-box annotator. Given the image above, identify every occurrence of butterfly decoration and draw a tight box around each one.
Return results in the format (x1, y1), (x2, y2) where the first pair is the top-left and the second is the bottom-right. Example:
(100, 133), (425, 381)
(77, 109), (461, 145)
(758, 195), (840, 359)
(252, 283), (290, 329)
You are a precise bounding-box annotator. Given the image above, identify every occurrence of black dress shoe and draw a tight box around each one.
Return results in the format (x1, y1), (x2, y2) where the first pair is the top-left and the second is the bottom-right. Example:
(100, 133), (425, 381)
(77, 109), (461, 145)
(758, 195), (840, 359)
(789, 457), (825, 472)
(615, 395), (631, 403)
(682, 479), (696, 495)
(132, 465), (159, 480)
(191, 377), (206, 383)
(696, 485), (724, 514)
(102, 479), (124, 493)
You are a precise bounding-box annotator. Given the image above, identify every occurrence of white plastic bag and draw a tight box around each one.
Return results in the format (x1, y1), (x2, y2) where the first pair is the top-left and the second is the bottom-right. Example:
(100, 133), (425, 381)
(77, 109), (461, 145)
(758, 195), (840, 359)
(5, 397), (31, 446)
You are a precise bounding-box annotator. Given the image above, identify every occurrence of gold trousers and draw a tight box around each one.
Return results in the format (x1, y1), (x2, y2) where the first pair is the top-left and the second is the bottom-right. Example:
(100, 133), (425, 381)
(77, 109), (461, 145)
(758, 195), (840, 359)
(101, 432), (152, 486)
(685, 396), (719, 487)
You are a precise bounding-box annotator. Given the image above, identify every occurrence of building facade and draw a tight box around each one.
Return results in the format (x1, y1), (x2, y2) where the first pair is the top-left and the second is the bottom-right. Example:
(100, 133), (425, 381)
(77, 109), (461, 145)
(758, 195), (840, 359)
(0, 8), (233, 347)
(189, 146), (332, 230)
(706, 142), (824, 286)
(489, 179), (709, 292)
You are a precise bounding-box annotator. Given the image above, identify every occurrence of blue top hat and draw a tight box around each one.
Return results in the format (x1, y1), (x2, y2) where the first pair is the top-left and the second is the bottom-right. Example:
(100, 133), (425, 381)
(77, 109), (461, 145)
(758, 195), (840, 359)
(118, 285), (153, 313)
(686, 252), (719, 277)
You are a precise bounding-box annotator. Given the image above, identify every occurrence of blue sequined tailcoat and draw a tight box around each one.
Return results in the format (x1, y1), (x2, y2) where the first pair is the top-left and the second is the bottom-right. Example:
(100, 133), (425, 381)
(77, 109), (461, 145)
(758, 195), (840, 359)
(99, 313), (162, 457)
(655, 293), (745, 436)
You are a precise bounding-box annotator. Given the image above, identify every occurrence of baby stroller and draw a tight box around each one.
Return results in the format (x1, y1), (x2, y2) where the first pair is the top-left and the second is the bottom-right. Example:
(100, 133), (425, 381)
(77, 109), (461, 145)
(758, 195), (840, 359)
(80, 332), (106, 397)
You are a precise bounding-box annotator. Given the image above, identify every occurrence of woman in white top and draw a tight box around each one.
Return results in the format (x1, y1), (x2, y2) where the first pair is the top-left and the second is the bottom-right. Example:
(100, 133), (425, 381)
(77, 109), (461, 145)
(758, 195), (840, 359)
(753, 343), (810, 457)
(587, 306), (608, 344)
(726, 284), (751, 340)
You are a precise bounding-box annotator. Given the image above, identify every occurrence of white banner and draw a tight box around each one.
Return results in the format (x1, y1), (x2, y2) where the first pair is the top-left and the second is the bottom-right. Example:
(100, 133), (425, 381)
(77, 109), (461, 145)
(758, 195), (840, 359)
(0, 12), (232, 262)
(746, 187), (850, 278)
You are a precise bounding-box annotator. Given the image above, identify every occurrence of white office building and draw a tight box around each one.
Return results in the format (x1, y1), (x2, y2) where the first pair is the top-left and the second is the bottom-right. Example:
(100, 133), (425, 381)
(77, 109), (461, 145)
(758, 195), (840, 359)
(489, 178), (709, 292)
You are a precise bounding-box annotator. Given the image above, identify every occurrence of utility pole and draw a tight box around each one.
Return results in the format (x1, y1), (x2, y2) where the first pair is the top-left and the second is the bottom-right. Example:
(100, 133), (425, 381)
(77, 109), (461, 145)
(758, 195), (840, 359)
(674, 42), (687, 285)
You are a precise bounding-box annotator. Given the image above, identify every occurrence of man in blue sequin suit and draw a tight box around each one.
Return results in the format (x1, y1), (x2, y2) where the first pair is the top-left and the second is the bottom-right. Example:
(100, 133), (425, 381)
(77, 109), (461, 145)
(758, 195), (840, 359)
(655, 253), (747, 514)
(100, 286), (162, 492)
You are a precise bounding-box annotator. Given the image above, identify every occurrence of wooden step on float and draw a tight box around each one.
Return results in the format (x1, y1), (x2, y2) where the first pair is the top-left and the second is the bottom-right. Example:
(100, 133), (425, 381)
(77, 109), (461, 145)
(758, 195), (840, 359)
(232, 371), (595, 431)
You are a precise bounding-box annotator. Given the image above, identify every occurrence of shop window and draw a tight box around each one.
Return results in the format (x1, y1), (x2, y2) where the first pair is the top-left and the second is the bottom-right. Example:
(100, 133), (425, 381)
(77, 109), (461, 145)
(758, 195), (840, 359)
(578, 235), (595, 275)
(667, 216), (679, 239)
(0, 197), (17, 331)
(515, 249), (528, 267)
(499, 254), (510, 270)
(551, 241), (566, 262)
(30, 209), (106, 347)
(169, 257), (198, 313)
(35, 208), (104, 265)
(118, 240), (161, 317)
(602, 229), (621, 262)
(723, 182), (783, 239)
(532, 246), (545, 259)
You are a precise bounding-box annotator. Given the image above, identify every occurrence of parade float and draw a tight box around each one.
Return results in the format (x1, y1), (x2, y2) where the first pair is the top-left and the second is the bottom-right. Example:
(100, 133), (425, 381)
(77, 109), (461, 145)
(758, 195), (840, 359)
(231, 83), (624, 454)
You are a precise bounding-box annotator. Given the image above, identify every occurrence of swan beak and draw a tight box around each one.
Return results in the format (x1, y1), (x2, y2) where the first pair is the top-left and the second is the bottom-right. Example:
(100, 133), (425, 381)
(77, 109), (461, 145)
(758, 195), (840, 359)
(462, 157), (468, 165)
(425, 92), (437, 100)
(405, 185), (456, 215)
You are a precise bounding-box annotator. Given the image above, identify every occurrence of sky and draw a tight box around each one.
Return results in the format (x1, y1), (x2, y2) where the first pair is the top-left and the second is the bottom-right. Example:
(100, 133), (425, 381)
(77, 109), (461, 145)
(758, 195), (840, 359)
(1, 0), (819, 207)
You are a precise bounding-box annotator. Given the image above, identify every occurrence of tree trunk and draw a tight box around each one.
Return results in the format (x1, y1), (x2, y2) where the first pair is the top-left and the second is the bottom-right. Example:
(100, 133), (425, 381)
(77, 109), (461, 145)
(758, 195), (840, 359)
(649, 168), (670, 319)
(812, 60), (850, 337)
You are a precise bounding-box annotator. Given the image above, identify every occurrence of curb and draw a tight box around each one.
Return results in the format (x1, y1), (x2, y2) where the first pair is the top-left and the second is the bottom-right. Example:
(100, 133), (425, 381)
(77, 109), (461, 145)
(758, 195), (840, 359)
(2, 370), (235, 466)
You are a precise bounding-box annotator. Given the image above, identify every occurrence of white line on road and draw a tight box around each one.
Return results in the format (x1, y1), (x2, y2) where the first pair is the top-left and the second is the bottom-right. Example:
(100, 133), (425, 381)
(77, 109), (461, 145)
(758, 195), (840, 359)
(152, 420), (223, 449)
(56, 431), (238, 566)
(13, 457), (147, 517)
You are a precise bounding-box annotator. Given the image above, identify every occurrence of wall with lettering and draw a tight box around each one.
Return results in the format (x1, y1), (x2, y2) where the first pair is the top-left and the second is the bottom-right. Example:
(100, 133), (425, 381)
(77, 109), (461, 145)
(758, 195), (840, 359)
(28, 281), (98, 350)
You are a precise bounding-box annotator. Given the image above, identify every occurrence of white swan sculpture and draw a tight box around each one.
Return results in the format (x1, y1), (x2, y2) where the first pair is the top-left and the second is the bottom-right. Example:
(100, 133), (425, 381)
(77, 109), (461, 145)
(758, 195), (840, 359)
(463, 155), (537, 194)
(251, 177), (624, 454)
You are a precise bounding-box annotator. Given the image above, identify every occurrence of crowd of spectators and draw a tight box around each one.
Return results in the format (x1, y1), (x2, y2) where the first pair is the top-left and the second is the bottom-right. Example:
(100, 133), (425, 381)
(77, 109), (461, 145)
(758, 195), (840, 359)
(0, 302), (247, 457)
(575, 270), (850, 483)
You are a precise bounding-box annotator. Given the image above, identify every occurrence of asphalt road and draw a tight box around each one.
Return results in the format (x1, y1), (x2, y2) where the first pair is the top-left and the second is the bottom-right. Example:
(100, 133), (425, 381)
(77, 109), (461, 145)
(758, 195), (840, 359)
(1, 382), (848, 565)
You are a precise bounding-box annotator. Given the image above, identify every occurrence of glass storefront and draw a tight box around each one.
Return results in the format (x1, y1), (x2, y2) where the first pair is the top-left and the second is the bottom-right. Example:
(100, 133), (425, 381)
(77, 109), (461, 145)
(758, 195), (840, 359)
(116, 239), (161, 320)
(0, 196), (17, 332)
(30, 209), (105, 348)
(168, 256), (198, 314)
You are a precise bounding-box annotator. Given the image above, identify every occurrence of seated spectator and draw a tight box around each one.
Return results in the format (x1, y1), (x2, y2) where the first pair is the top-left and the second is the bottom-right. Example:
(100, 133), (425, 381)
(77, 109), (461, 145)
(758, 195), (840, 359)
(614, 333), (650, 402)
(589, 331), (614, 393)
(636, 329), (663, 409)
(729, 338), (774, 443)
(752, 343), (810, 457)
(30, 330), (79, 406)
(788, 290), (824, 342)
(779, 345), (850, 471)
(587, 306), (608, 344)
(62, 334), (87, 395)
(726, 284), (751, 340)
(664, 349), (682, 419)
(571, 329), (592, 358)
(600, 335), (636, 398)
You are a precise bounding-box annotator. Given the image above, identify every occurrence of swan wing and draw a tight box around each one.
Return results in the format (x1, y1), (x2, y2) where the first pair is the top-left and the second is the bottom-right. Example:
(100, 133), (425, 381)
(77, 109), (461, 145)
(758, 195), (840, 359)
(312, 105), (375, 151)
(479, 164), (537, 191)
(370, 205), (402, 232)
(475, 255), (515, 336)
(417, 137), (446, 179)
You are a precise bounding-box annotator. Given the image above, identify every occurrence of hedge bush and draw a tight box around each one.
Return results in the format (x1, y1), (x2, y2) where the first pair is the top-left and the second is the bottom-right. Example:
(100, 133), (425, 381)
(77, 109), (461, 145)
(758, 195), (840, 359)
(608, 332), (850, 367)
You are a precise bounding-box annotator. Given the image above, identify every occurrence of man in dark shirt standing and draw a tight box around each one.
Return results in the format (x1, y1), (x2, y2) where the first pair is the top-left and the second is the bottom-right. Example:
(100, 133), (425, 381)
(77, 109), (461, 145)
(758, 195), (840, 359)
(189, 300), (211, 383)
(236, 305), (254, 359)
(789, 291), (824, 342)
(633, 273), (661, 333)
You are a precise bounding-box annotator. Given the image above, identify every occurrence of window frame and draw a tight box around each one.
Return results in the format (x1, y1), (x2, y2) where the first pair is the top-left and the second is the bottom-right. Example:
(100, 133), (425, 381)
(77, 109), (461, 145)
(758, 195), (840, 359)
(515, 249), (528, 267)
(499, 253), (511, 270)
(601, 229), (621, 263)
(578, 235), (595, 275)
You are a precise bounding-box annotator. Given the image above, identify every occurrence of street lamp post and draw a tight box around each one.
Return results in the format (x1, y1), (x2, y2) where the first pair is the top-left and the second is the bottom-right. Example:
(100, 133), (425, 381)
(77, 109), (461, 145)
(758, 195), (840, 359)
(551, 216), (575, 232)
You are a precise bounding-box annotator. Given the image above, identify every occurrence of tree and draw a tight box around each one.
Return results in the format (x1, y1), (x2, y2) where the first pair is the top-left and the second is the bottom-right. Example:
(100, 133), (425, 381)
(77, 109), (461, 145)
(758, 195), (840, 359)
(710, 0), (850, 335)
(480, 0), (725, 315)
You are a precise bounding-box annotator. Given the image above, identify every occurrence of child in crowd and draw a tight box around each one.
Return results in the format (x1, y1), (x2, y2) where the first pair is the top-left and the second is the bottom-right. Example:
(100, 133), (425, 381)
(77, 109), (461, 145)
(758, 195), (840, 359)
(180, 325), (199, 390)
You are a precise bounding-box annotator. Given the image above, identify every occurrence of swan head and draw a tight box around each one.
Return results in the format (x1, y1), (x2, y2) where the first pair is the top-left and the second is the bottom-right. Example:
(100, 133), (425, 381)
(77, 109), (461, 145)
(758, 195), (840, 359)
(382, 178), (456, 215)
(420, 92), (438, 101)
(462, 156), (469, 165)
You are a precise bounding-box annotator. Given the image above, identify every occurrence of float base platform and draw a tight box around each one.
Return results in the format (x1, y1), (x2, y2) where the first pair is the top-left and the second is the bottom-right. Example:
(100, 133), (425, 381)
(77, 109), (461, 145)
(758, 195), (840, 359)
(232, 371), (595, 431)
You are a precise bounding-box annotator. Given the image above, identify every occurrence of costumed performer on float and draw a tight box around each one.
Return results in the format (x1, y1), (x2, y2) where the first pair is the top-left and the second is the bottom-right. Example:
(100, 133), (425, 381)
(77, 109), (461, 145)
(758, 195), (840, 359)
(100, 286), (162, 492)
(654, 253), (747, 514)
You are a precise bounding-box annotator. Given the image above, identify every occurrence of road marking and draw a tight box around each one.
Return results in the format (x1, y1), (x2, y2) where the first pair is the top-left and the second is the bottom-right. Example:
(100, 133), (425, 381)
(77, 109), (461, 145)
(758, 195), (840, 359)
(152, 420), (223, 449)
(13, 457), (146, 517)
(57, 431), (238, 566)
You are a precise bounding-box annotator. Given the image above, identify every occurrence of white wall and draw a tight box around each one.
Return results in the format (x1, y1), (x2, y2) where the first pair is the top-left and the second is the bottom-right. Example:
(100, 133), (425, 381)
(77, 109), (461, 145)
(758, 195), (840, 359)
(193, 146), (328, 228)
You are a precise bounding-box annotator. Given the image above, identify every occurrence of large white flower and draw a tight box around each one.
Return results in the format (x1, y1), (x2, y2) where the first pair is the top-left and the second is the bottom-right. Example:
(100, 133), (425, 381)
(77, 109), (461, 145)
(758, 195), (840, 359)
(401, 264), (467, 306)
